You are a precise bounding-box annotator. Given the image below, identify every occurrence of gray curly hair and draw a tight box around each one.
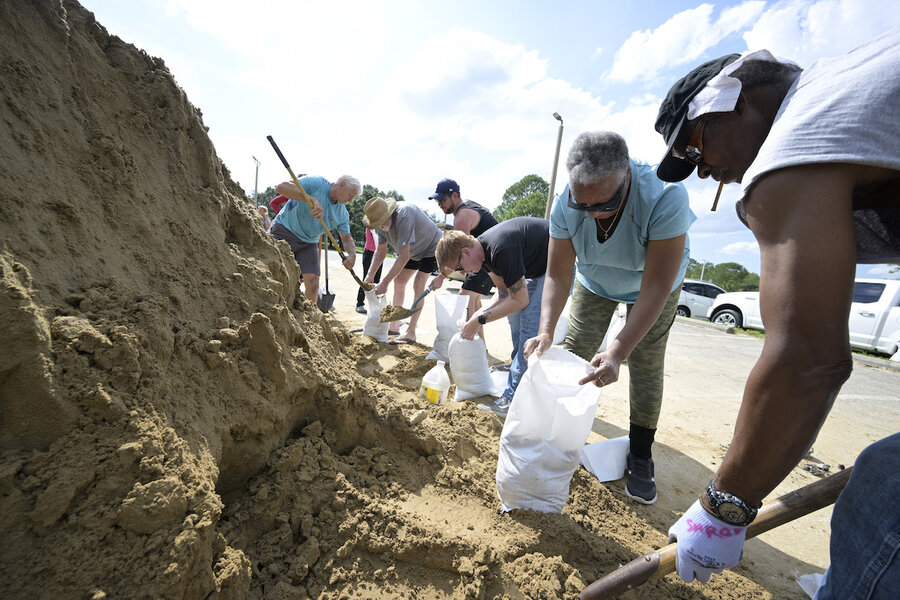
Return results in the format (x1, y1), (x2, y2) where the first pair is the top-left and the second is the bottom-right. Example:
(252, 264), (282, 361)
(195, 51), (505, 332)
(566, 131), (630, 185)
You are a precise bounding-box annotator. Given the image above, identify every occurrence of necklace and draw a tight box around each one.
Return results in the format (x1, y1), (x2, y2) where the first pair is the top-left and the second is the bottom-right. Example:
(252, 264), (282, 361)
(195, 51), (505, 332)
(595, 207), (622, 241)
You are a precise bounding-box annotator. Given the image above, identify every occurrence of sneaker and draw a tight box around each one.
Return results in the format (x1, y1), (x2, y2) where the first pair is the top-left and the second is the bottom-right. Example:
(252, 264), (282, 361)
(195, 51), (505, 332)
(492, 363), (512, 372)
(355, 305), (367, 314)
(477, 396), (511, 417)
(625, 452), (657, 505)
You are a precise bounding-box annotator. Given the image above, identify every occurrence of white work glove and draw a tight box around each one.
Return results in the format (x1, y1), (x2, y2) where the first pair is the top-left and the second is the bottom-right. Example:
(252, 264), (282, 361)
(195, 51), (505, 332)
(667, 499), (747, 583)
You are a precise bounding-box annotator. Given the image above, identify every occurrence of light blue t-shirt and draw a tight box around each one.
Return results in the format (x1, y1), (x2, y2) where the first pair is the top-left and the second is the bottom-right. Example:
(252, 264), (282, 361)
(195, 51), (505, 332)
(549, 160), (695, 303)
(272, 176), (351, 243)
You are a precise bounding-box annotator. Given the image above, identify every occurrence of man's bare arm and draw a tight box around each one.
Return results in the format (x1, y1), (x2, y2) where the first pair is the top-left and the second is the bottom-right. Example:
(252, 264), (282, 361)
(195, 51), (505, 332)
(717, 164), (859, 505)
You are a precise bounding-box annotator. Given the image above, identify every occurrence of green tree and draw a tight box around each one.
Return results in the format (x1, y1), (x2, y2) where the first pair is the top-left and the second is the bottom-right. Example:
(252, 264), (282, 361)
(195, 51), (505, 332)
(494, 174), (549, 221)
(704, 262), (759, 291)
(685, 258), (759, 291)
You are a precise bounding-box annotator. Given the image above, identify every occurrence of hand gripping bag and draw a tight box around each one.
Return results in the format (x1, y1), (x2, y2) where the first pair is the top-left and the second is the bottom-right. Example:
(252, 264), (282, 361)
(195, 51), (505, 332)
(496, 347), (602, 512)
(448, 332), (498, 401)
(427, 294), (468, 362)
(362, 291), (390, 342)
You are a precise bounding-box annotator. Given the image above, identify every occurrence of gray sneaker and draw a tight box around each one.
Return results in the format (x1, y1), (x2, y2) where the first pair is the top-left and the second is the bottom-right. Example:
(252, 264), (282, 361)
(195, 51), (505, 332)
(625, 452), (657, 505)
(477, 396), (511, 417)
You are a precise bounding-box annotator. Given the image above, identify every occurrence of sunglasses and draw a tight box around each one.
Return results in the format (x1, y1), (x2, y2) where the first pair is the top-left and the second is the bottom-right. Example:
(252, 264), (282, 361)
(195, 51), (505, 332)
(435, 194), (450, 205)
(567, 176), (627, 213)
(683, 115), (709, 166)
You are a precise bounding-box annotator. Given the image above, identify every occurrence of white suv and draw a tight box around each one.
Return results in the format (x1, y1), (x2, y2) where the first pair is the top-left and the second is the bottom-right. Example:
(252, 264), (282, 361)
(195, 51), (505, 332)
(677, 278), (725, 319)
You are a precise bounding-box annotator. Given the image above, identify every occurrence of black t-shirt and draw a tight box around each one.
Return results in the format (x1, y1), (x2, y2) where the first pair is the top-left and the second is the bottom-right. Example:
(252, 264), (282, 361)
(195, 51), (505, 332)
(477, 217), (549, 288)
(455, 200), (499, 238)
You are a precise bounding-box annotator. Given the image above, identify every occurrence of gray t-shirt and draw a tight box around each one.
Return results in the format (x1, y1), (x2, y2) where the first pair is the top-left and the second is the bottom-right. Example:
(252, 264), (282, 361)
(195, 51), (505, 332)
(374, 203), (443, 261)
(737, 28), (900, 263)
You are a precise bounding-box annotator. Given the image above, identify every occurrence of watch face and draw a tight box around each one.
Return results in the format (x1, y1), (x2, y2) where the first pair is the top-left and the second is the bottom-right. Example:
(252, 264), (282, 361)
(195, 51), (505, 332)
(718, 502), (747, 524)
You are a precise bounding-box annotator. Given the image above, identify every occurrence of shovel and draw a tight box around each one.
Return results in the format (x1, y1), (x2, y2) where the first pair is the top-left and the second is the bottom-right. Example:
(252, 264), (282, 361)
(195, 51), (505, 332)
(578, 466), (852, 599)
(267, 135), (374, 291)
(316, 236), (335, 312)
(380, 282), (436, 323)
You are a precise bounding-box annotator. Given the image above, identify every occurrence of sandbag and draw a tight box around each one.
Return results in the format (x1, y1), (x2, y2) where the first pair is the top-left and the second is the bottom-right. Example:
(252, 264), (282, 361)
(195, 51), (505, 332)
(448, 333), (498, 401)
(598, 302), (626, 352)
(427, 294), (468, 362)
(496, 347), (602, 512)
(362, 291), (390, 342)
(553, 296), (572, 344)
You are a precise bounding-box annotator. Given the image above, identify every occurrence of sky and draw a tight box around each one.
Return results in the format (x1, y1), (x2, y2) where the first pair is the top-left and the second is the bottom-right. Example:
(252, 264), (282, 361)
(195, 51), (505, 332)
(79, 0), (900, 279)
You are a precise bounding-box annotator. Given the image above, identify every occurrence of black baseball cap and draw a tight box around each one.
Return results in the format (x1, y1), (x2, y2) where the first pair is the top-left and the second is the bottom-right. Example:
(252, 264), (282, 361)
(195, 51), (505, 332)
(655, 53), (740, 182)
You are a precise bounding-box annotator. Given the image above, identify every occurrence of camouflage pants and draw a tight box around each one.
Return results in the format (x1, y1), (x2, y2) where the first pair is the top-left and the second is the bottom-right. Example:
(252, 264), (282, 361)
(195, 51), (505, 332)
(564, 279), (680, 429)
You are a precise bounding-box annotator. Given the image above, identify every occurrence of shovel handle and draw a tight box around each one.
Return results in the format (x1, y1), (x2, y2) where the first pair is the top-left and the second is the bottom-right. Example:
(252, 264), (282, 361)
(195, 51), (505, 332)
(578, 466), (853, 599)
(267, 136), (373, 291)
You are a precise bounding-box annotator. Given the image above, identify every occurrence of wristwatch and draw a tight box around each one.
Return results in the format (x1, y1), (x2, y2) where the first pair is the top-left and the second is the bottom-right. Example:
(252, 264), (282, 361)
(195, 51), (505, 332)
(702, 479), (761, 526)
(477, 313), (488, 325)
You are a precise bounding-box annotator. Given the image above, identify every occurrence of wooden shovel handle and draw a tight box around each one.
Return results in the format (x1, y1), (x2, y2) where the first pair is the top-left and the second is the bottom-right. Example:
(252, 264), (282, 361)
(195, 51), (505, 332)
(579, 466), (853, 599)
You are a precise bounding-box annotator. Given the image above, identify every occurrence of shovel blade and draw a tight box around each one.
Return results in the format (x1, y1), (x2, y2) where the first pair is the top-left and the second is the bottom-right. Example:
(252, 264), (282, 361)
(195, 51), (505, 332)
(317, 292), (335, 312)
(379, 305), (420, 323)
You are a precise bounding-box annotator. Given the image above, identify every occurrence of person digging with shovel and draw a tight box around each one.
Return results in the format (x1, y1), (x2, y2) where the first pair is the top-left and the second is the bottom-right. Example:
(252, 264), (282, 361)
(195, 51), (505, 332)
(269, 175), (361, 305)
(650, 32), (900, 598)
(363, 196), (444, 344)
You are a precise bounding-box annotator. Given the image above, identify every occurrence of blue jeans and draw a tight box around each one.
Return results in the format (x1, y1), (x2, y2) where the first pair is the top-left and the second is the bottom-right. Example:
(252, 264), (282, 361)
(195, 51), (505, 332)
(503, 275), (545, 400)
(814, 433), (900, 600)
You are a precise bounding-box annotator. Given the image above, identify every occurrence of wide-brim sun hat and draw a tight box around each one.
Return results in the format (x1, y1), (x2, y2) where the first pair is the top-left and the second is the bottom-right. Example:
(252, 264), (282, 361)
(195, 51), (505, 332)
(362, 196), (397, 229)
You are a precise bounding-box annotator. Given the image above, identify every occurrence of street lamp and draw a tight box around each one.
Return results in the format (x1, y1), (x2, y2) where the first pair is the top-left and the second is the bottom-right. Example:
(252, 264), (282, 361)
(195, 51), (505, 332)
(544, 112), (564, 220)
(252, 156), (260, 204)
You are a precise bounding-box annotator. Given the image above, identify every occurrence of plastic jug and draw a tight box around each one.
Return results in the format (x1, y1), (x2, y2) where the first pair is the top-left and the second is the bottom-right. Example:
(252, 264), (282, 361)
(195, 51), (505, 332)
(419, 360), (450, 405)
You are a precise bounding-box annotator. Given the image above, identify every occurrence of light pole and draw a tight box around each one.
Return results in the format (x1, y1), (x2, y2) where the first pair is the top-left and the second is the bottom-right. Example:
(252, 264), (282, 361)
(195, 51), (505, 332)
(252, 156), (260, 204)
(544, 112), (564, 220)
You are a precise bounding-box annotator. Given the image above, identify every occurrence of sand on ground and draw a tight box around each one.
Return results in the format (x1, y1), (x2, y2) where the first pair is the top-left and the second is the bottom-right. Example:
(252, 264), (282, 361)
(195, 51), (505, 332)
(2, 3), (898, 600)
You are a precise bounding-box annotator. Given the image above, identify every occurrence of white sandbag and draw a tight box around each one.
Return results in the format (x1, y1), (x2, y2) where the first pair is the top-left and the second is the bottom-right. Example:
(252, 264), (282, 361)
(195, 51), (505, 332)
(362, 291), (390, 342)
(496, 347), (602, 513)
(796, 573), (826, 599)
(598, 303), (626, 352)
(448, 333), (498, 401)
(427, 294), (468, 362)
(580, 436), (629, 482)
(553, 296), (572, 344)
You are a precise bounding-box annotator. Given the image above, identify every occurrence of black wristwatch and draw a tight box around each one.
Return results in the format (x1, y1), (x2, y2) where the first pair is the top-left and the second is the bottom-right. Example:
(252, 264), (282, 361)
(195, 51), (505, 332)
(477, 313), (488, 325)
(702, 480), (761, 526)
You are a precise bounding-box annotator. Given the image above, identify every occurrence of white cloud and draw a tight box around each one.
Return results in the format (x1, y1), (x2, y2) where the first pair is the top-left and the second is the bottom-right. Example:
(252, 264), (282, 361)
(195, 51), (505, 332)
(608, 1), (765, 83)
(742, 0), (900, 67)
(721, 240), (759, 254)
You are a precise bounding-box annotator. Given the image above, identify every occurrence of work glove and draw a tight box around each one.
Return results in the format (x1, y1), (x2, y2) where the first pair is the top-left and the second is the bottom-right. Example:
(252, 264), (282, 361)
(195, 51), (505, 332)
(667, 499), (747, 583)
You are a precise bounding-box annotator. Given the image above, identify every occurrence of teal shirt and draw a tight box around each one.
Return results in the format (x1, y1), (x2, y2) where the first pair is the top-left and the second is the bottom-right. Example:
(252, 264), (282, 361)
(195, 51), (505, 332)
(549, 160), (695, 303)
(272, 176), (351, 243)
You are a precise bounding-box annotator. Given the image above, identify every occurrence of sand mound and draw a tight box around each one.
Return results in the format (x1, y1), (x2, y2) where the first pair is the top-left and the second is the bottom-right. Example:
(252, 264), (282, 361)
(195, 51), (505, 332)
(0, 2), (767, 598)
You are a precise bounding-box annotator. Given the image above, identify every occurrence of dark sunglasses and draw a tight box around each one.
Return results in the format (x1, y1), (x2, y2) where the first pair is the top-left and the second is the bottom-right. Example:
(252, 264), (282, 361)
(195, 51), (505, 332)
(567, 176), (627, 213)
(683, 115), (709, 166)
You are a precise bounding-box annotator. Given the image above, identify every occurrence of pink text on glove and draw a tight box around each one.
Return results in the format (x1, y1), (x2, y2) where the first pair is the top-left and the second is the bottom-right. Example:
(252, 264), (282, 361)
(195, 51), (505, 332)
(686, 519), (745, 539)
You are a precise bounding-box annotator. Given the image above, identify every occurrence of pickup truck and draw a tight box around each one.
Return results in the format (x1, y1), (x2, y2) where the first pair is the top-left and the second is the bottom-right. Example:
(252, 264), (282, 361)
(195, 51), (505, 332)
(707, 278), (900, 356)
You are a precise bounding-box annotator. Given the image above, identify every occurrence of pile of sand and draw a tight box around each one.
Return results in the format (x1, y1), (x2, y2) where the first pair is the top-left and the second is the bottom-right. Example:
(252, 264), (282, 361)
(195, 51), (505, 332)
(0, 2), (768, 598)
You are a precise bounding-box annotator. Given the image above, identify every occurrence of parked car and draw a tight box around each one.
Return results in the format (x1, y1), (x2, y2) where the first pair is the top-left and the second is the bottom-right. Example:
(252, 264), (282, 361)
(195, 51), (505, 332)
(707, 278), (900, 355)
(677, 278), (725, 319)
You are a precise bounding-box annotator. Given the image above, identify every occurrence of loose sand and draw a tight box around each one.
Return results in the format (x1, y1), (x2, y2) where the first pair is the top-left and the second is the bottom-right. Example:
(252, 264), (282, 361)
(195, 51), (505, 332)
(3, 2), (898, 599)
